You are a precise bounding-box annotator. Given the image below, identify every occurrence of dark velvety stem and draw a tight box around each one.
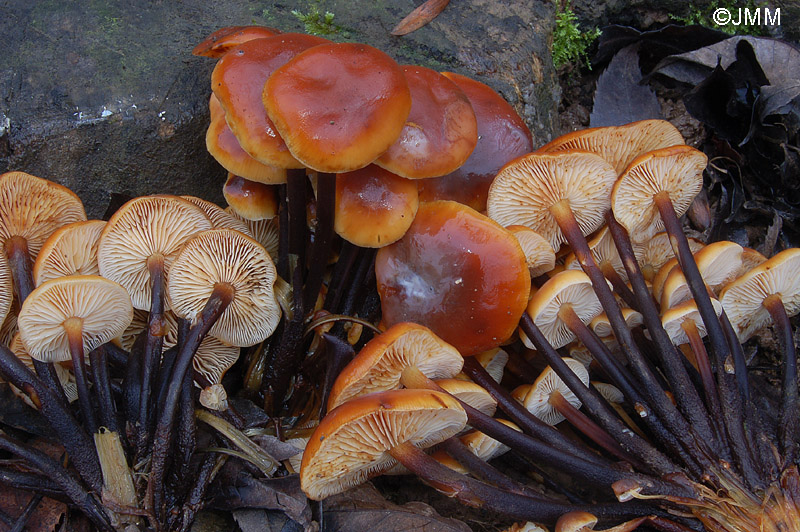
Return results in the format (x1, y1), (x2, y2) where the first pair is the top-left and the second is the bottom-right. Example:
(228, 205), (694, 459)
(319, 333), (354, 418)
(90, 346), (117, 432)
(462, 357), (610, 468)
(177, 453), (223, 532)
(0, 468), (65, 500)
(549, 389), (641, 466)
(0, 345), (102, 490)
(66, 324), (97, 434)
(599, 261), (639, 311)
(277, 184), (290, 279)
(9, 493), (42, 532)
(286, 168), (308, 272)
(146, 284), (234, 517)
(438, 437), (541, 496)
(123, 332), (143, 429)
(323, 240), (359, 313)
(174, 359), (197, 493)
(6, 236), (34, 302)
(137, 255), (166, 456)
(404, 365), (689, 497)
(681, 320), (727, 447)
(303, 171), (336, 310)
(263, 263), (306, 416)
(719, 310), (750, 402)
(764, 295), (799, 465)
(0, 432), (114, 532)
(389, 441), (666, 525)
(104, 341), (129, 370)
(521, 313), (679, 477)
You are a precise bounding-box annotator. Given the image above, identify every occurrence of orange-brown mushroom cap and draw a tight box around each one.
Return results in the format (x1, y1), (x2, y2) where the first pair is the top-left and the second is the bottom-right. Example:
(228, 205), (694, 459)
(300, 389), (467, 500)
(212, 33), (329, 169)
(538, 119), (685, 174)
(418, 72), (533, 211)
(206, 95), (288, 184)
(192, 26), (281, 58)
(264, 42), (412, 173)
(327, 322), (463, 410)
(334, 165), (418, 248)
(376, 201), (530, 356)
(223, 174), (280, 221)
(375, 65), (477, 179)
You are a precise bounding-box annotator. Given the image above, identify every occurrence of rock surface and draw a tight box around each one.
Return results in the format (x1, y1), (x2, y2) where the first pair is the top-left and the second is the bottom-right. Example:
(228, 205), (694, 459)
(0, 0), (558, 218)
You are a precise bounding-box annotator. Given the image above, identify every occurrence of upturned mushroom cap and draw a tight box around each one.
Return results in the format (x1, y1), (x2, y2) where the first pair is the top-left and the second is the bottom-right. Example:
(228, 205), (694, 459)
(225, 207), (279, 262)
(522, 270), (604, 350)
(180, 195), (253, 238)
(659, 240), (743, 309)
(435, 378), (497, 416)
(555, 510), (598, 532)
(611, 145), (708, 243)
(199, 383), (229, 411)
(18, 275), (133, 363)
(33, 220), (106, 286)
(300, 389), (467, 500)
(0, 171), (87, 259)
(563, 226), (630, 282)
(334, 165), (419, 248)
(460, 418), (521, 461)
(376, 201), (530, 356)
(590, 308), (643, 338)
(538, 119), (685, 174)
(213, 33), (330, 169)
(97, 195), (213, 311)
(375, 65), (477, 179)
(417, 72), (533, 211)
(523, 358), (589, 425)
(487, 151), (618, 252)
(719, 248), (800, 341)
(328, 322), (463, 410)
(506, 225), (556, 278)
(634, 231), (704, 282)
(192, 336), (241, 385)
(472, 348), (509, 383)
(661, 299), (724, 346)
(264, 42), (412, 173)
(192, 26), (281, 58)
(206, 95), (288, 184)
(223, 174), (280, 221)
(167, 228), (280, 347)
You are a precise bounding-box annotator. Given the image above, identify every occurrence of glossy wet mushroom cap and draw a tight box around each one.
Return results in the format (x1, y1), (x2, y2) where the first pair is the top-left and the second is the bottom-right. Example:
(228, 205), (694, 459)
(300, 389), (467, 500)
(376, 201), (530, 356)
(192, 26), (281, 58)
(334, 165), (419, 248)
(212, 33), (330, 168)
(223, 174), (280, 221)
(375, 65), (477, 179)
(206, 95), (288, 184)
(418, 72), (534, 211)
(167, 228), (280, 347)
(538, 119), (685, 174)
(18, 275), (133, 363)
(264, 42), (412, 173)
(487, 151), (617, 252)
(328, 322), (463, 410)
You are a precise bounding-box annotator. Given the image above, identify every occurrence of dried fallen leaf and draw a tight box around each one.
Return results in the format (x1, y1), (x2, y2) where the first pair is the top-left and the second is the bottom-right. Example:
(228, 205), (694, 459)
(0, 487), (66, 532)
(391, 0), (450, 36)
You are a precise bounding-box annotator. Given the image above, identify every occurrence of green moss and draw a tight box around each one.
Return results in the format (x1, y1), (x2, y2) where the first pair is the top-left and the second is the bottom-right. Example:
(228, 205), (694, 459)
(670, 0), (771, 36)
(552, 0), (601, 69)
(291, 0), (342, 36)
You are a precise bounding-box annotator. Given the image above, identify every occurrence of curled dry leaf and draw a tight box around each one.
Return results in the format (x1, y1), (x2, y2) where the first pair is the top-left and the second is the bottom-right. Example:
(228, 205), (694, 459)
(391, 0), (450, 36)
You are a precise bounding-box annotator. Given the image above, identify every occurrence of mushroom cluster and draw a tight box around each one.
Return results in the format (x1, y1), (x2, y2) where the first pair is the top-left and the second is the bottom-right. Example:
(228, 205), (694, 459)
(0, 23), (798, 532)
(0, 172), (281, 531)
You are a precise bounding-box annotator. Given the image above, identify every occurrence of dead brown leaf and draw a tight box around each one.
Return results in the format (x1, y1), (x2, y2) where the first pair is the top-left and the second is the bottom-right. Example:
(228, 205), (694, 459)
(0, 486), (66, 532)
(391, 0), (450, 36)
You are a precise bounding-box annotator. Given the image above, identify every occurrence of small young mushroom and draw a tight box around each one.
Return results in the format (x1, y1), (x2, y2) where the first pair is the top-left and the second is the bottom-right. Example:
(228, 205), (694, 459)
(192, 25), (281, 58)
(223, 174), (280, 221)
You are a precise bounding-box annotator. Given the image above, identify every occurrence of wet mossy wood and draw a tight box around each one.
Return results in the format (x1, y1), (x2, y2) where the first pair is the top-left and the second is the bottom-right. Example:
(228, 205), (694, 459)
(0, 0), (558, 218)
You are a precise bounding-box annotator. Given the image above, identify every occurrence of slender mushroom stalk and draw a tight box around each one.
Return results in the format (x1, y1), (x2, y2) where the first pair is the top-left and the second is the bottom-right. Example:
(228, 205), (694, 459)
(147, 229), (280, 517)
